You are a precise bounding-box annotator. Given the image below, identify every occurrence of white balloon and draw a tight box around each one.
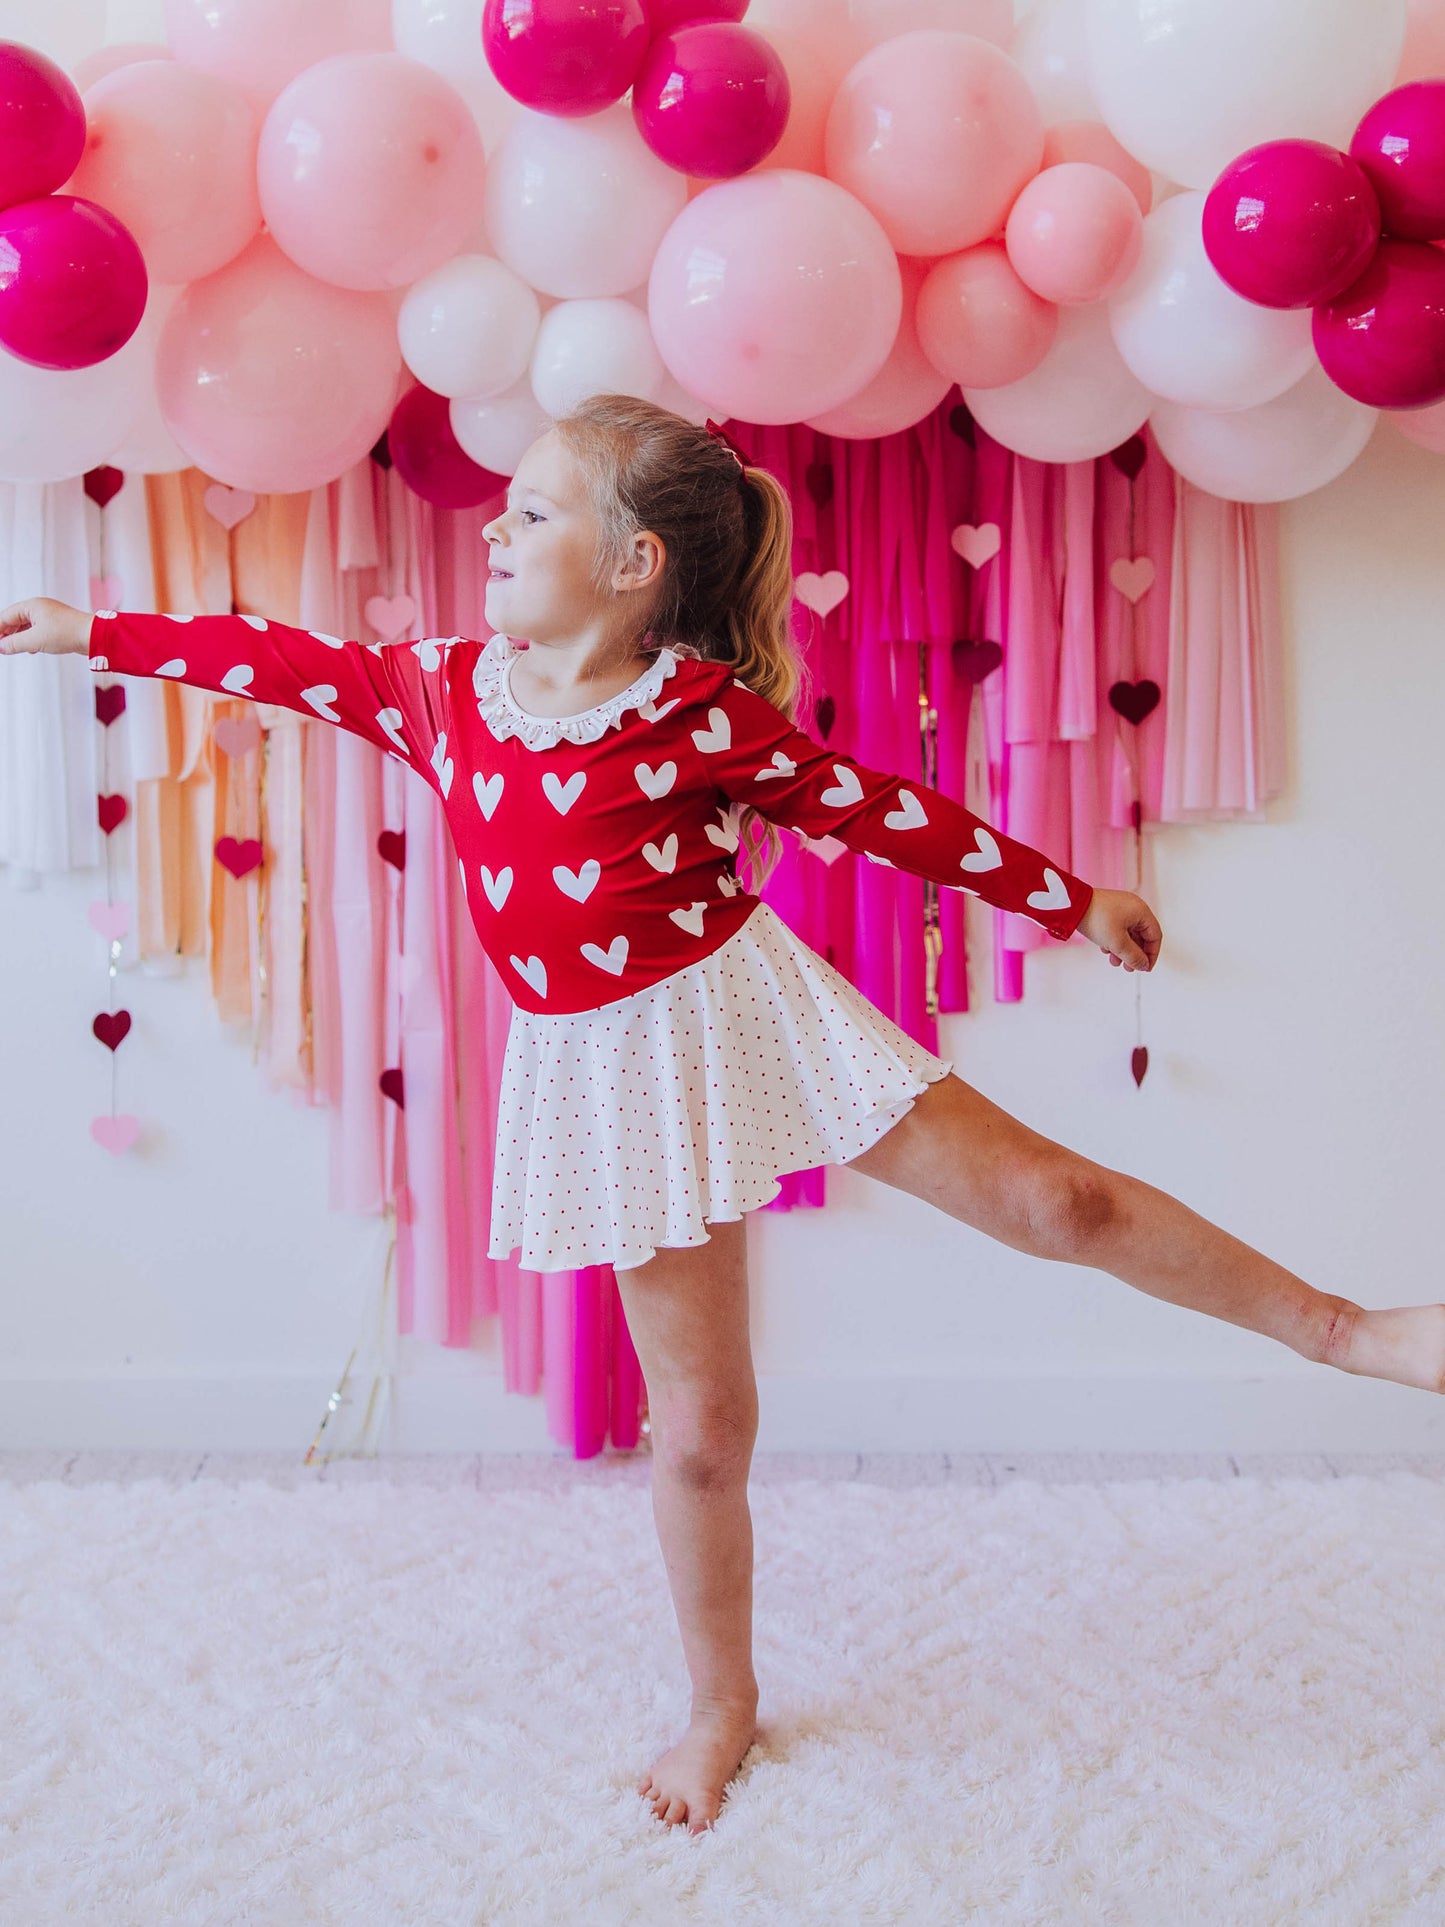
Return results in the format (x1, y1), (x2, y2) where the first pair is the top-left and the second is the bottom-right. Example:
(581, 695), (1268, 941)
(1011, 0), (1100, 126)
(962, 299), (1150, 462)
(1108, 192), (1316, 412)
(398, 254), (541, 400)
(1149, 364), (1378, 502)
(482, 105), (687, 301)
(0, 330), (153, 483)
(450, 377), (552, 476)
(1084, 0), (1407, 190)
(21, 0), (105, 71)
(391, 0), (524, 154)
(529, 299), (667, 419)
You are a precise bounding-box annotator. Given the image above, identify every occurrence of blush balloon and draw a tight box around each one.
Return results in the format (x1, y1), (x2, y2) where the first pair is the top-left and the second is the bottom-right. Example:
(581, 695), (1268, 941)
(1350, 81), (1445, 240)
(161, 0), (392, 110)
(804, 254), (951, 437)
(1313, 235), (1445, 407)
(482, 0), (652, 118)
(1042, 120), (1152, 216)
(1202, 139), (1382, 309)
(1005, 162), (1143, 305)
(71, 42), (171, 90)
(388, 383), (508, 509)
(0, 40), (86, 209)
(632, 23), (790, 178)
(915, 240), (1058, 388)
(0, 195), (148, 370)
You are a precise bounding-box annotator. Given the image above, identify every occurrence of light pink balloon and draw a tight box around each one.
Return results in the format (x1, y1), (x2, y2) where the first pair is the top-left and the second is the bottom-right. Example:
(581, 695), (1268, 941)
(753, 20), (868, 174)
(161, 0), (392, 110)
(69, 62), (259, 286)
(648, 170), (901, 423)
(71, 43), (170, 92)
(257, 53), (486, 292)
(1390, 391), (1445, 449)
(155, 232), (402, 493)
(824, 30), (1043, 255)
(1396, 0), (1445, 83)
(848, 0), (1011, 55)
(1005, 162), (1144, 306)
(916, 240), (1058, 388)
(805, 254), (952, 437)
(1041, 120), (1152, 216)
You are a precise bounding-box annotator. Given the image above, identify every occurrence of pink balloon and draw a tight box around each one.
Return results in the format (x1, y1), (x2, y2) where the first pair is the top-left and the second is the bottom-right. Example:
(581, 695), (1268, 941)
(0, 195), (147, 370)
(1351, 82), (1445, 241)
(1313, 237), (1445, 408)
(161, 0), (392, 109)
(69, 62), (260, 287)
(1389, 389), (1445, 448)
(752, 12), (870, 175)
(1394, 0), (1445, 85)
(0, 41), (85, 210)
(632, 24), (790, 178)
(71, 43), (171, 93)
(155, 233), (402, 493)
(646, 0), (749, 28)
(824, 30), (1043, 256)
(482, 0), (652, 117)
(915, 240), (1057, 387)
(1042, 121), (1152, 216)
(257, 54), (486, 292)
(389, 383), (508, 509)
(648, 169), (901, 422)
(1202, 140), (1382, 310)
(805, 254), (951, 437)
(1005, 162), (1142, 306)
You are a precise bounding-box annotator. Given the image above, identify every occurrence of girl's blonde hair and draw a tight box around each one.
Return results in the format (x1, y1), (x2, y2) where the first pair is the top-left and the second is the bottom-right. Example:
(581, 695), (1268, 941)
(553, 391), (810, 892)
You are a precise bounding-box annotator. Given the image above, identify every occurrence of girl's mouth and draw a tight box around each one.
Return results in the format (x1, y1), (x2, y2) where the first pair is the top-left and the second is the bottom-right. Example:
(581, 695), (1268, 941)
(488, 568), (512, 581)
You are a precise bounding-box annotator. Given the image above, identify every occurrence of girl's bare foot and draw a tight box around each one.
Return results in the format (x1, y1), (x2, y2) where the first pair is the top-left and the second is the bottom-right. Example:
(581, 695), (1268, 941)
(637, 1699), (759, 1835)
(1334, 1304), (1445, 1393)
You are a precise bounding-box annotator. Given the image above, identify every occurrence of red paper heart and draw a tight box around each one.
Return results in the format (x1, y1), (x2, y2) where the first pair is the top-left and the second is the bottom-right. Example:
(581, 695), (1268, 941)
(1130, 799), (1143, 831)
(214, 835), (264, 878)
(1131, 1045), (1149, 1087)
(92, 1010), (132, 1051)
(1109, 679), (1161, 725)
(379, 1067), (405, 1109)
(370, 431), (392, 470)
(814, 695), (835, 740)
(1109, 435), (1147, 481)
(948, 403), (976, 446)
(377, 829), (406, 870)
(94, 685), (126, 727)
(951, 638), (1003, 683)
(97, 793), (127, 834)
(805, 461), (834, 509)
(84, 465), (125, 510)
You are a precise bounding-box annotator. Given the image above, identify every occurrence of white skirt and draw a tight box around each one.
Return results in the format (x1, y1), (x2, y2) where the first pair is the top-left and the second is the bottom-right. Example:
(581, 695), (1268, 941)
(487, 899), (953, 1274)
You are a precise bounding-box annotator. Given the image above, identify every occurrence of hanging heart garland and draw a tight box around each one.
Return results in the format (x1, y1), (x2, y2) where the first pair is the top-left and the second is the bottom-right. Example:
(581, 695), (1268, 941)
(950, 523), (1001, 570)
(377, 829), (407, 870)
(94, 685), (126, 727)
(91, 1115), (141, 1155)
(814, 695), (836, 740)
(1109, 435), (1147, 481)
(793, 570), (849, 618)
(92, 1010), (131, 1052)
(364, 593), (417, 642)
(1109, 555), (1156, 603)
(370, 431), (392, 469)
(379, 1068), (405, 1109)
(83, 465), (124, 510)
(204, 484), (257, 531)
(213, 715), (262, 758)
(87, 903), (130, 942)
(89, 573), (121, 611)
(805, 461), (834, 509)
(1131, 1046), (1149, 1088)
(948, 403), (976, 446)
(97, 794), (127, 835)
(214, 835), (264, 878)
(1108, 679), (1161, 725)
(951, 639), (1003, 684)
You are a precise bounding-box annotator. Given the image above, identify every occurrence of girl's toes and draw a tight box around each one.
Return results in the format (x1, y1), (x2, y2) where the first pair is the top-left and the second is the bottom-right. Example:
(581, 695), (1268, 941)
(688, 1804), (719, 1836)
(637, 1774), (653, 1797)
(662, 1796), (688, 1827)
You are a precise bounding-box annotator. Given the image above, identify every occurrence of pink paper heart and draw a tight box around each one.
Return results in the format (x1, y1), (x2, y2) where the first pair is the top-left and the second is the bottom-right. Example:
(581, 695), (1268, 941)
(798, 832), (847, 866)
(89, 573), (121, 611)
(793, 571), (849, 618)
(213, 715), (261, 758)
(364, 593), (417, 641)
(950, 522), (1001, 570)
(204, 483), (257, 531)
(91, 1114), (141, 1155)
(1109, 555), (1156, 603)
(88, 902), (131, 941)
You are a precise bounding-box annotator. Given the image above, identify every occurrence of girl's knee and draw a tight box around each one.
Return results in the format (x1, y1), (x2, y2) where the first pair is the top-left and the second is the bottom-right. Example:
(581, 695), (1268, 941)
(652, 1390), (759, 1484)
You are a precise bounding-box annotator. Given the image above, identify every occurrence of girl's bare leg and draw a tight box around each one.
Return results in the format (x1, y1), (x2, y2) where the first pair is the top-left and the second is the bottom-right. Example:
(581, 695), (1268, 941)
(614, 1216), (760, 1835)
(848, 1072), (1445, 1393)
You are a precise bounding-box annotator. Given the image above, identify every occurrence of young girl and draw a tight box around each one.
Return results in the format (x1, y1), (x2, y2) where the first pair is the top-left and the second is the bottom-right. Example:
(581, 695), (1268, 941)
(4, 393), (1442, 1838)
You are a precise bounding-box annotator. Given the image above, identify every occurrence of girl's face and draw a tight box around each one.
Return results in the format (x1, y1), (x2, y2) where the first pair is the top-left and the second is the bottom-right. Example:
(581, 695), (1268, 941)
(481, 430), (663, 648)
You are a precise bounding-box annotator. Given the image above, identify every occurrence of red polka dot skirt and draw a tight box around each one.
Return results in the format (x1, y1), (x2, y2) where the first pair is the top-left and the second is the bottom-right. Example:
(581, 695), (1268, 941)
(487, 899), (953, 1274)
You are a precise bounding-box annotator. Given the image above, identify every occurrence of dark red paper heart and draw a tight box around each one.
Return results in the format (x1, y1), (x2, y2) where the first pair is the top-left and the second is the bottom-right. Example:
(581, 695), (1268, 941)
(1130, 1045), (1149, 1088)
(377, 829), (406, 870)
(83, 465), (125, 510)
(1109, 435), (1147, 481)
(93, 1010), (131, 1052)
(97, 794), (127, 835)
(1130, 799), (1143, 831)
(805, 461), (834, 509)
(215, 835), (264, 878)
(1108, 678), (1161, 725)
(379, 1067), (405, 1109)
(948, 403), (976, 446)
(814, 695), (836, 740)
(95, 685), (126, 727)
(370, 431), (392, 470)
(952, 638), (1003, 683)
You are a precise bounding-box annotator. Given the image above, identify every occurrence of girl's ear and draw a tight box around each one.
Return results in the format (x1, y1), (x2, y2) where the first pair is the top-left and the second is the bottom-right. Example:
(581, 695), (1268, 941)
(614, 531), (666, 596)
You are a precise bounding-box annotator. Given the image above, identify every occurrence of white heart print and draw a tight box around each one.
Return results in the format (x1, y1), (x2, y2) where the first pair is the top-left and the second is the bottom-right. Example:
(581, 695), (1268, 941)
(637, 696), (680, 723)
(302, 684), (341, 721)
(669, 902), (707, 936)
(634, 760), (677, 800)
(237, 614), (268, 632)
(691, 707), (732, 753)
(430, 733), (454, 795)
(754, 750), (797, 782)
(717, 873), (741, 896)
(820, 763), (864, 808)
(510, 953), (547, 997)
(883, 788), (928, 831)
(542, 768), (586, 814)
(308, 630), (348, 650)
(377, 708), (408, 757)
(220, 663), (254, 694)
(705, 813), (740, 852)
(960, 828), (1002, 872)
(642, 834), (678, 873)
(580, 934), (629, 975)
(156, 659), (187, 677)
(480, 864), (513, 909)
(554, 858), (601, 901)
(473, 770), (504, 819)
(1027, 868), (1071, 911)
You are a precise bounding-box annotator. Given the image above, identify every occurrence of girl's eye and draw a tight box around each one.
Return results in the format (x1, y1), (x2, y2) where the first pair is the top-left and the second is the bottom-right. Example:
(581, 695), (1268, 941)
(520, 509), (542, 524)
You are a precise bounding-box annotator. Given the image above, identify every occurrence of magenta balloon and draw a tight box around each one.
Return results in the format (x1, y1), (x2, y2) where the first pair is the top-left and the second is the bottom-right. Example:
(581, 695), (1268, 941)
(1202, 140), (1382, 310)
(388, 384), (507, 509)
(482, 0), (651, 117)
(645, 0), (749, 30)
(1313, 237), (1445, 408)
(0, 196), (148, 370)
(1350, 81), (1445, 242)
(632, 24), (790, 178)
(0, 41), (86, 210)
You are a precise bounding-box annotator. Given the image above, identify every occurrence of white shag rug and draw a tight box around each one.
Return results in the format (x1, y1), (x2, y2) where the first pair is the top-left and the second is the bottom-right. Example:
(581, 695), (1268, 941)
(4, 1473), (1444, 1927)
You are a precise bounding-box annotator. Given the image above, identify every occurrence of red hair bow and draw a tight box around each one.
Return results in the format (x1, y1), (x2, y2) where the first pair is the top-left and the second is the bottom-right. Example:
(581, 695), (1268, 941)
(705, 418), (754, 471)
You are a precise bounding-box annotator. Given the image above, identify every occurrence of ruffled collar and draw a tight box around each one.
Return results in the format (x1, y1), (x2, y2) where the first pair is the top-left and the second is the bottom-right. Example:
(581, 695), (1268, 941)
(472, 632), (702, 750)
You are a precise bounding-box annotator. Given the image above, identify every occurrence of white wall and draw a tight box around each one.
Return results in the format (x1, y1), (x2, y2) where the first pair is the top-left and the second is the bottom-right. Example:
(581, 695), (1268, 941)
(6, 427), (1444, 1456)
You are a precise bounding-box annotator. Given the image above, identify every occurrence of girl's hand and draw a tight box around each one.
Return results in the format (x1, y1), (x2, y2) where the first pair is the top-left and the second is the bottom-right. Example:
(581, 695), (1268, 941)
(1079, 886), (1162, 972)
(0, 598), (92, 657)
